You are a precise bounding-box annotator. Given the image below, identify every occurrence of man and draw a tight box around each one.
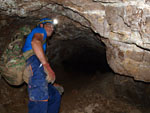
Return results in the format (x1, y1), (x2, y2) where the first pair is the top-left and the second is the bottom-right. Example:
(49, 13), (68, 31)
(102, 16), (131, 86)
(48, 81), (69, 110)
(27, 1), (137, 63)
(22, 18), (61, 113)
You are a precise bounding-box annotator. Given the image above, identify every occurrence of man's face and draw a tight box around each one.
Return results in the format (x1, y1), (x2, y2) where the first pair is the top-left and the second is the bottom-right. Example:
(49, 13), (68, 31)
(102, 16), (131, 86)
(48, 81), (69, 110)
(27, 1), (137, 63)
(44, 23), (54, 37)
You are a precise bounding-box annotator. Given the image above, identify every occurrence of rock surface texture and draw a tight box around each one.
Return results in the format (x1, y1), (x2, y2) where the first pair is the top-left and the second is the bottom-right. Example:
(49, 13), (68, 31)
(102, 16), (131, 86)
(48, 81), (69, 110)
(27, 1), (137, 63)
(0, 0), (150, 82)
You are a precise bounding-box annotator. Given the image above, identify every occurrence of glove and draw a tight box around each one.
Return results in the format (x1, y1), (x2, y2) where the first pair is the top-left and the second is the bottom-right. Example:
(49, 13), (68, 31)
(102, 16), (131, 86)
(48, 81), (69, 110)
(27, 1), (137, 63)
(53, 83), (64, 95)
(43, 63), (55, 84)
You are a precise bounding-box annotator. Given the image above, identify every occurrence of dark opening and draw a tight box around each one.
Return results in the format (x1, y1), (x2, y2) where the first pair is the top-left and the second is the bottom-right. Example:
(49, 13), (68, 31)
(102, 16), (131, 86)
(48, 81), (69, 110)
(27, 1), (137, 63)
(61, 41), (111, 74)
(47, 22), (112, 76)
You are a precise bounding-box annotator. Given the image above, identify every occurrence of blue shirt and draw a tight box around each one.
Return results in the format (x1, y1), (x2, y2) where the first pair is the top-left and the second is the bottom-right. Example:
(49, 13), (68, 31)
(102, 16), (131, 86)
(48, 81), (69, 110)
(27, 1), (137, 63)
(22, 27), (47, 53)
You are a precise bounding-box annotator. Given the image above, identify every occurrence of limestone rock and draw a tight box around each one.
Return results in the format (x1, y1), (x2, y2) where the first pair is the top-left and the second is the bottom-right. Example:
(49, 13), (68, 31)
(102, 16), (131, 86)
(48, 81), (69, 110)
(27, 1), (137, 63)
(102, 38), (150, 82)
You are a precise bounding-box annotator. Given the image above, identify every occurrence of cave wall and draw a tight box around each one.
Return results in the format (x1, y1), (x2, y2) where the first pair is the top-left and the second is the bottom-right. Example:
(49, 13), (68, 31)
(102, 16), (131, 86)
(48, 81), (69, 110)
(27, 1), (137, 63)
(0, 0), (150, 82)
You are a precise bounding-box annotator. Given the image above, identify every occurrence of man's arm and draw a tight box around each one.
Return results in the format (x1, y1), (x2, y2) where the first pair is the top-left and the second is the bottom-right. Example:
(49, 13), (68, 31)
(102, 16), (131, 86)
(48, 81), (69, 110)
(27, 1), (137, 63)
(31, 33), (55, 83)
(31, 33), (47, 65)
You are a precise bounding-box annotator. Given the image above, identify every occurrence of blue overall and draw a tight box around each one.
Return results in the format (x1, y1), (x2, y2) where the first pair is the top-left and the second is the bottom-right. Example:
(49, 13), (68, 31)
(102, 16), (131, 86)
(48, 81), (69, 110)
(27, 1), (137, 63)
(22, 27), (61, 113)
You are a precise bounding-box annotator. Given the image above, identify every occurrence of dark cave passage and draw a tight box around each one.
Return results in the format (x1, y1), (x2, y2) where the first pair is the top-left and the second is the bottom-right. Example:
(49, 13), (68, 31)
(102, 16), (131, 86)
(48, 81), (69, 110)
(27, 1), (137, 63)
(47, 21), (112, 76)
(62, 46), (111, 74)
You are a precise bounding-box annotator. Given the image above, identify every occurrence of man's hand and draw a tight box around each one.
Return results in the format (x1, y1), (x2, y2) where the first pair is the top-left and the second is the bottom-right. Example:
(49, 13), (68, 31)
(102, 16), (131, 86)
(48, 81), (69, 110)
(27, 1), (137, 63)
(43, 63), (55, 84)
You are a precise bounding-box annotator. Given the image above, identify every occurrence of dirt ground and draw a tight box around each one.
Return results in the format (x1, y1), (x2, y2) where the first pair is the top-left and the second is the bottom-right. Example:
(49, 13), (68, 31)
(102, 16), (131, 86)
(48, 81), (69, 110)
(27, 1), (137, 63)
(0, 68), (150, 113)
(57, 70), (149, 113)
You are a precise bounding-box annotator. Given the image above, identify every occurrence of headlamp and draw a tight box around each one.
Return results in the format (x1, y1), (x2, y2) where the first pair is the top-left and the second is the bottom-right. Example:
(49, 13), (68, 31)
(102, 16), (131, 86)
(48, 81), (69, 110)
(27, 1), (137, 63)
(53, 19), (58, 25)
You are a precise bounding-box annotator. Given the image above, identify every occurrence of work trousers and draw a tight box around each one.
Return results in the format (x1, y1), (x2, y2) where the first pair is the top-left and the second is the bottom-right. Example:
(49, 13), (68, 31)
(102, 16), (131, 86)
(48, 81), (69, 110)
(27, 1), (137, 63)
(26, 55), (61, 113)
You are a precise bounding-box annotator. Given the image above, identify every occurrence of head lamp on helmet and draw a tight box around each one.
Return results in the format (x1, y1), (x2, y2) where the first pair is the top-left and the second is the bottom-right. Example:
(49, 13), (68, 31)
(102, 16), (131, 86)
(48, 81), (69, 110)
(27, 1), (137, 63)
(37, 18), (53, 27)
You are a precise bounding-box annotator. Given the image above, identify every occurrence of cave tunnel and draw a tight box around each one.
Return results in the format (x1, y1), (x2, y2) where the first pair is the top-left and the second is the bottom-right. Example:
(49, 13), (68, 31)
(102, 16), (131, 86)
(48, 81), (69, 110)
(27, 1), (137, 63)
(47, 19), (112, 75)
(1, 1), (150, 113)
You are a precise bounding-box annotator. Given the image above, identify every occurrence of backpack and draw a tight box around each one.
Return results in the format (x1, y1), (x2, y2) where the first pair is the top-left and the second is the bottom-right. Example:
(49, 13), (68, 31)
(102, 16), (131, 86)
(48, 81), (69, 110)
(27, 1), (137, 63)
(0, 25), (31, 85)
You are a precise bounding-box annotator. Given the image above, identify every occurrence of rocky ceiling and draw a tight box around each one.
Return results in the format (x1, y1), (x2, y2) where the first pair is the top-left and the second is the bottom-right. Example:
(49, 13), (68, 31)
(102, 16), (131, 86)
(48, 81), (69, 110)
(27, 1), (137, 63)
(0, 0), (150, 82)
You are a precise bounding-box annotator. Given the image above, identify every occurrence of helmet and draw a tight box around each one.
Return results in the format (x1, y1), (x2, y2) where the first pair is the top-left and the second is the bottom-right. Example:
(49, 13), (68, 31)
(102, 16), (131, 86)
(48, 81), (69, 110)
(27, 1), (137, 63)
(37, 18), (53, 26)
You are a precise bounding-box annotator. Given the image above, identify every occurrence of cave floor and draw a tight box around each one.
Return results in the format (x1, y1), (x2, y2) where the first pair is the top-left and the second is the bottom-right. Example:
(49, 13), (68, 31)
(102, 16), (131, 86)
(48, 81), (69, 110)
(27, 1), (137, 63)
(0, 68), (149, 113)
